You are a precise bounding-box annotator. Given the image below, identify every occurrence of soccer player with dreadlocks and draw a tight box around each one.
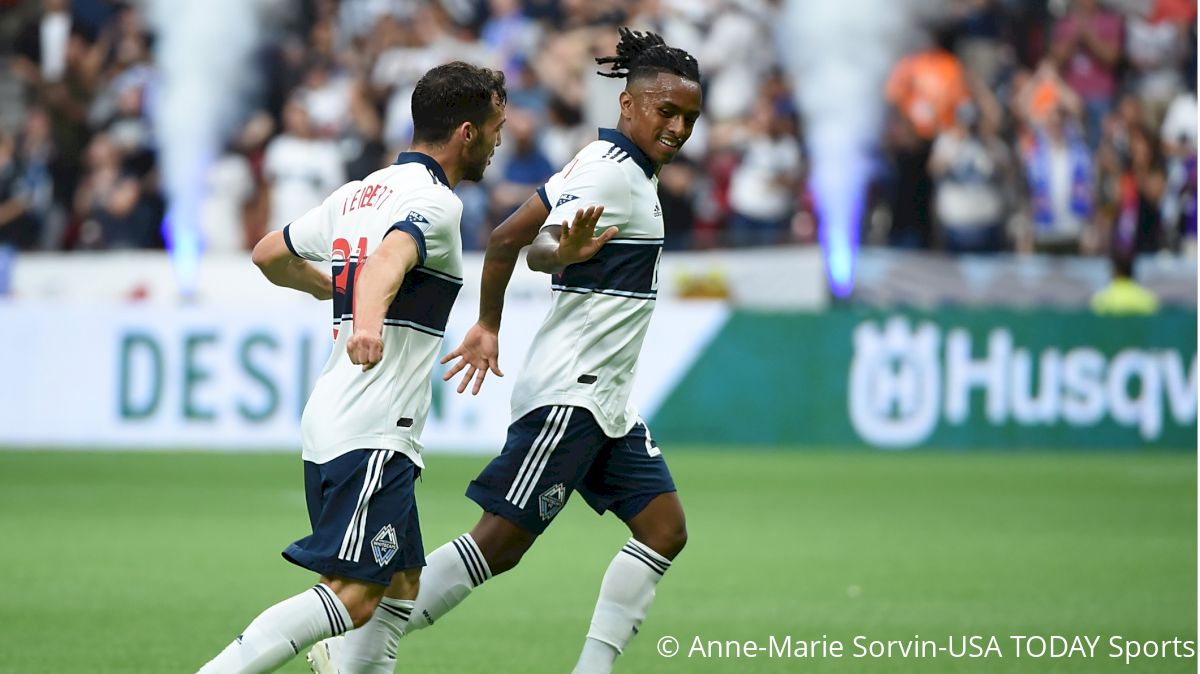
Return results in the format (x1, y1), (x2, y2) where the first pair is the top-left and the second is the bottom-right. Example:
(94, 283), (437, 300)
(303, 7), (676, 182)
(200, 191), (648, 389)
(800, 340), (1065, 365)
(308, 28), (702, 674)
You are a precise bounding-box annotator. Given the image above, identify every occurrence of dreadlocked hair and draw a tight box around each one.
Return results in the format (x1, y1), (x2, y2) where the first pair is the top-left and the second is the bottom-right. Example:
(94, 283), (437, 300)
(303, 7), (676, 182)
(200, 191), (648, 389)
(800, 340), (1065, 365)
(595, 27), (700, 84)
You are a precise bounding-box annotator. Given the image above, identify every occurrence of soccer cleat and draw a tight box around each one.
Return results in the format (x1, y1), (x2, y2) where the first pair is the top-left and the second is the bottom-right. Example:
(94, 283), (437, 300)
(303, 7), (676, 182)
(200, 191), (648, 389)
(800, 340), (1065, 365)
(306, 636), (343, 674)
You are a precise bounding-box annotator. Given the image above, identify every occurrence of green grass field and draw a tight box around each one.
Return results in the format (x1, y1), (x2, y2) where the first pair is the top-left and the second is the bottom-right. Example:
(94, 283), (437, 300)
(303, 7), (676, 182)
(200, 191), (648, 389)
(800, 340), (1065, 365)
(0, 449), (1194, 673)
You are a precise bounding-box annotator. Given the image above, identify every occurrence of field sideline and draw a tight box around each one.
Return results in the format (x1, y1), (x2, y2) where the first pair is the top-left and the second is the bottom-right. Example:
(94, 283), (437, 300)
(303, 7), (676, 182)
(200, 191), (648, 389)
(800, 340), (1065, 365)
(0, 448), (1194, 673)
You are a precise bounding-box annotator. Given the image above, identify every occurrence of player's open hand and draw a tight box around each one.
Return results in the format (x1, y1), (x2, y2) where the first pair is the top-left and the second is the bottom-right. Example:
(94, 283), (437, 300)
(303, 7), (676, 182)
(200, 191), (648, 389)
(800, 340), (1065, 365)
(440, 322), (504, 395)
(556, 206), (614, 266)
(347, 330), (384, 371)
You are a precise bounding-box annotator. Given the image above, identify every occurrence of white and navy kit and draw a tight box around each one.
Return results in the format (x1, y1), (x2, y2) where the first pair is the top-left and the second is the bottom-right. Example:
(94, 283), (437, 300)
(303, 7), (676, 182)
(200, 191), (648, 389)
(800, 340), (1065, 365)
(280, 152), (464, 584)
(467, 129), (676, 534)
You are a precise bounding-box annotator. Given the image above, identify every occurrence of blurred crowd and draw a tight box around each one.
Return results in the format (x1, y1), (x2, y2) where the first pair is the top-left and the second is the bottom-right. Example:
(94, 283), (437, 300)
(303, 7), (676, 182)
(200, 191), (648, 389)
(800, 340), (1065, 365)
(0, 0), (1194, 258)
(881, 0), (1196, 257)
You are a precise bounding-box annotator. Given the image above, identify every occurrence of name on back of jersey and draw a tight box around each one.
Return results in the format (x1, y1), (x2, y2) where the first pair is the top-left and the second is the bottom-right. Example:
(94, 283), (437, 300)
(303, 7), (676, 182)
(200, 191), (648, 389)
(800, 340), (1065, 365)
(341, 183), (396, 215)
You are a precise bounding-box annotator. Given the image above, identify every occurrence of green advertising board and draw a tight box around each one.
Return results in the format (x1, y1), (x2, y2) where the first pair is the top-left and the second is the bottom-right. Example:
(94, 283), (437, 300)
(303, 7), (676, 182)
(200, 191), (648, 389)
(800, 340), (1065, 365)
(650, 309), (1197, 450)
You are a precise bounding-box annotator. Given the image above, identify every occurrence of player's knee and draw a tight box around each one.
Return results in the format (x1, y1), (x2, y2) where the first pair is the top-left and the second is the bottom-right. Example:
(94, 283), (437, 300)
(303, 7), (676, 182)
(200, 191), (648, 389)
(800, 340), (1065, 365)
(343, 593), (382, 629)
(471, 514), (537, 576)
(388, 567), (421, 601)
(483, 544), (528, 576)
(670, 523), (688, 558)
(641, 521), (687, 560)
(325, 578), (386, 628)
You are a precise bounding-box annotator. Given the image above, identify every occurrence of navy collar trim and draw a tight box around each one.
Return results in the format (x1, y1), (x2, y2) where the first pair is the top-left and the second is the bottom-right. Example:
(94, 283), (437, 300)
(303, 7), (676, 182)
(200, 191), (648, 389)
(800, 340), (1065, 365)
(394, 152), (450, 187)
(598, 128), (655, 178)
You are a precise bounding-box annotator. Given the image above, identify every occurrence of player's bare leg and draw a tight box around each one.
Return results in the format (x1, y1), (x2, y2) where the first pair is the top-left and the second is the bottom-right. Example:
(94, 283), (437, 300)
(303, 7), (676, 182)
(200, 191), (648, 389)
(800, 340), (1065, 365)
(403, 512), (536, 633)
(199, 574), (384, 674)
(574, 492), (687, 674)
(469, 511), (539, 574)
(317, 568), (421, 674)
(308, 513), (537, 672)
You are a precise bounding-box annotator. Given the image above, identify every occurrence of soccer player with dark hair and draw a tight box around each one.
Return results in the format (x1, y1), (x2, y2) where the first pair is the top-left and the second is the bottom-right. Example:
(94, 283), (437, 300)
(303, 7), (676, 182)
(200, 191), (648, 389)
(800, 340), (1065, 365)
(309, 28), (701, 674)
(195, 61), (506, 674)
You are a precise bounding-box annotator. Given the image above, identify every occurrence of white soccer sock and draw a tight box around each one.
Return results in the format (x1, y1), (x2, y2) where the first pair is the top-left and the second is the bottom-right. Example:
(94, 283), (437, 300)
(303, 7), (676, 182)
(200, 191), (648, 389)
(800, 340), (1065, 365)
(198, 584), (352, 674)
(404, 533), (491, 634)
(337, 596), (413, 674)
(573, 538), (672, 674)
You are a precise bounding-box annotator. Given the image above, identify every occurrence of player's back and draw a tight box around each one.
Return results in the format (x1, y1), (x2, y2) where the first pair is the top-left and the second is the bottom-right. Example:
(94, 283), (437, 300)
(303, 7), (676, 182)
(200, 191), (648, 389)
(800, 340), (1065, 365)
(284, 153), (464, 467)
(512, 129), (664, 438)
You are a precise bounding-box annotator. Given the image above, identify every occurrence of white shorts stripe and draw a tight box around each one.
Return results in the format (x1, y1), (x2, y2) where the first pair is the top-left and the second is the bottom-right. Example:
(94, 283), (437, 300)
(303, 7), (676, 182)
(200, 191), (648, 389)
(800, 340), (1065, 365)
(338, 450), (389, 562)
(516, 406), (574, 508)
(506, 407), (566, 505)
(350, 450), (393, 562)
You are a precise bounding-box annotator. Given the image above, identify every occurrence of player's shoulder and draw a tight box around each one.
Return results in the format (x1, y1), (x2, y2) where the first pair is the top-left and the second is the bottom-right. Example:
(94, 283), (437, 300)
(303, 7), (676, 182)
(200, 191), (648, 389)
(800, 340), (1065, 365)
(571, 129), (654, 181)
(563, 142), (635, 186)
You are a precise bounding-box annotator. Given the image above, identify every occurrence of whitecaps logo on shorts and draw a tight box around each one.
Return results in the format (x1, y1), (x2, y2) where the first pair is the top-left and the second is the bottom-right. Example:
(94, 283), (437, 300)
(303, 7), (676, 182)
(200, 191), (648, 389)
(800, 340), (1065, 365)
(371, 524), (399, 566)
(538, 483), (566, 521)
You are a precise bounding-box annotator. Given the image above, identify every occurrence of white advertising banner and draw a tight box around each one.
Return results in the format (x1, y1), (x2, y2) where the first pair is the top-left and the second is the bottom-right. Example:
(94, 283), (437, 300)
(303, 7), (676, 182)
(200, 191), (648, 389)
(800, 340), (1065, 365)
(0, 298), (728, 452)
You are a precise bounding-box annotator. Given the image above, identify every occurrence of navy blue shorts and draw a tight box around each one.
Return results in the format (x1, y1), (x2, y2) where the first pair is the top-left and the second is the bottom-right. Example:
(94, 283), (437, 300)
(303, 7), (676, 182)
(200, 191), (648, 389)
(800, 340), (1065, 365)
(283, 449), (425, 586)
(466, 406), (676, 535)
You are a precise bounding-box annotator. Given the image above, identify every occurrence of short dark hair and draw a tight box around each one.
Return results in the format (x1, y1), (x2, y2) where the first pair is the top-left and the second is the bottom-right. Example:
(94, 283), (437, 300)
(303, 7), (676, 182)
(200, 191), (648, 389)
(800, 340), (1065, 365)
(411, 62), (507, 145)
(1112, 249), (1136, 278)
(595, 27), (700, 85)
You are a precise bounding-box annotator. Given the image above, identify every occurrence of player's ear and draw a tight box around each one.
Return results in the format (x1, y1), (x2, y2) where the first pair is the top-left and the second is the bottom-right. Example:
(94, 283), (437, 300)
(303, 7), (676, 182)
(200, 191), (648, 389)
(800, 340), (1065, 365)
(618, 90), (634, 121)
(456, 120), (474, 146)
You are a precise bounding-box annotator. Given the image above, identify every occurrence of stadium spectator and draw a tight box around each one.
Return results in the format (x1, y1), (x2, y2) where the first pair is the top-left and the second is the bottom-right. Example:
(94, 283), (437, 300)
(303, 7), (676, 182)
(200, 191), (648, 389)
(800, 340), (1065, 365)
(1051, 0), (1123, 149)
(11, 0), (74, 85)
(1091, 251), (1159, 314)
(0, 131), (37, 250)
(698, 0), (773, 123)
(13, 106), (56, 249)
(1112, 122), (1168, 253)
(540, 94), (591, 167)
(885, 29), (970, 249)
(952, 0), (1007, 87)
(488, 106), (554, 223)
(929, 101), (1013, 252)
(658, 155), (702, 250)
(1160, 86), (1197, 253)
(73, 132), (160, 249)
(727, 96), (802, 246)
(1014, 59), (1083, 132)
(262, 98), (345, 233)
(1125, 0), (1193, 122)
(201, 144), (256, 254)
(1020, 105), (1094, 254)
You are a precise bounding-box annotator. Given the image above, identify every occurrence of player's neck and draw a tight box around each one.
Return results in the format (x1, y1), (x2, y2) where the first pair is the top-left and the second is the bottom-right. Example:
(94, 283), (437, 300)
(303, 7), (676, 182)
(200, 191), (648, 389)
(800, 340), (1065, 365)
(408, 143), (463, 188)
(614, 122), (662, 175)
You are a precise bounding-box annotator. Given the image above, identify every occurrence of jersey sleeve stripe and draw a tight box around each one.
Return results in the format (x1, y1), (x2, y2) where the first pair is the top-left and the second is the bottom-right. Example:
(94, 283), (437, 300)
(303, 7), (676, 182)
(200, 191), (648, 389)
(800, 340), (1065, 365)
(282, 224), (301, 258)
(536, 185), (551, 211)
(387, 221), (428, 265)
(415, 265), (463, 284)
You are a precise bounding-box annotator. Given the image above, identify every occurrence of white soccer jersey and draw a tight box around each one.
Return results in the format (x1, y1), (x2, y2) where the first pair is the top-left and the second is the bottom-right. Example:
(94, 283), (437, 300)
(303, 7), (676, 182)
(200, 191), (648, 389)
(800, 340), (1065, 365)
(285, 152), (464, 466)
(510, 129), (664, 438)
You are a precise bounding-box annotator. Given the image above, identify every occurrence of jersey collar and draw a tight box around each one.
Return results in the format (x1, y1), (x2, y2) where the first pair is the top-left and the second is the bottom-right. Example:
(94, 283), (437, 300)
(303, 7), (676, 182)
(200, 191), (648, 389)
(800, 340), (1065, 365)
(598, 128), (655, 179)
(394, 151), (450, 187)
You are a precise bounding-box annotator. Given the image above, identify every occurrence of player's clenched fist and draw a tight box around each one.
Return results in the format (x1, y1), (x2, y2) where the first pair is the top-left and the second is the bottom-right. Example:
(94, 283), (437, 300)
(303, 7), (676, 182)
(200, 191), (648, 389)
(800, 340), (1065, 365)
(347, 331), (384, 371)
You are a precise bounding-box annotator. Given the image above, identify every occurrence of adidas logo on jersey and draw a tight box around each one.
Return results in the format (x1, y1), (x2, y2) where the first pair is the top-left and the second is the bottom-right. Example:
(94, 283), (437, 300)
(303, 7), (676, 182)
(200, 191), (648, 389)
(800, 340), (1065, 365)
(653, 203), (662, 218)
(404, 211), (429, 224)
(557, 193), (580, 208)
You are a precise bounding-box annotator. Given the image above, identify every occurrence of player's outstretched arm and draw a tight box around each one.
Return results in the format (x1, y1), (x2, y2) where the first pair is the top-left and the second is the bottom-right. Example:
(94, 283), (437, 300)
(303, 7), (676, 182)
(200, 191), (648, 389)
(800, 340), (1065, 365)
(346, 230), (420, 371)
(526, 205), (611, 275)
(251, 230), (333, 300)
(442, 193), (548, 395)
